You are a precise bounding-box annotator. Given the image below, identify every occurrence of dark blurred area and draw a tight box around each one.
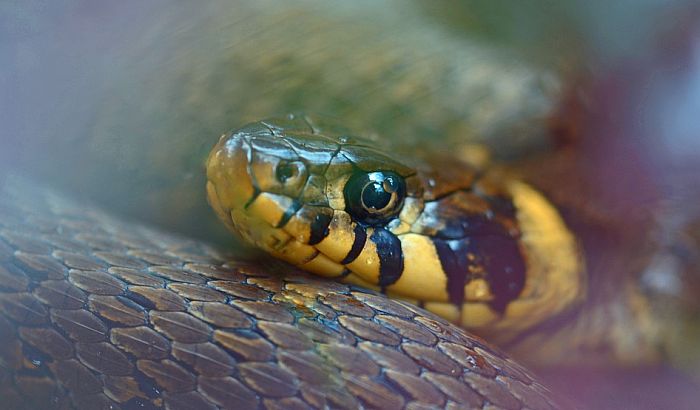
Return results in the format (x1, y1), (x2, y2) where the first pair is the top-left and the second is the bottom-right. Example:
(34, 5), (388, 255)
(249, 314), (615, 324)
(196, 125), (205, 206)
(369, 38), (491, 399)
(2, 1), (700, 409)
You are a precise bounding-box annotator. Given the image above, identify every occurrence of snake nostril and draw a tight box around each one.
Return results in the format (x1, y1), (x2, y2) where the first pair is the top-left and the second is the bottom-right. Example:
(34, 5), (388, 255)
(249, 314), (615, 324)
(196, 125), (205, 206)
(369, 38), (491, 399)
(275, 162), (297, 183)
(275, 160), (306, 186)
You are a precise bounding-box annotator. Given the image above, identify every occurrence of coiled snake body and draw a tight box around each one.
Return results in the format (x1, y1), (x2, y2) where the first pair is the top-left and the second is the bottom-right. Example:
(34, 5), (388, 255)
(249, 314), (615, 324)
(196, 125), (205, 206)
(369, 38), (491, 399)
(0, 175), (565, 409)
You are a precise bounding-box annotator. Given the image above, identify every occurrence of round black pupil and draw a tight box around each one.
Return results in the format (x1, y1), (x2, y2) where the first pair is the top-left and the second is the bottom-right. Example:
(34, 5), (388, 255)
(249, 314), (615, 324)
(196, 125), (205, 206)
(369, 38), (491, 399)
(362, 181), (392, 210)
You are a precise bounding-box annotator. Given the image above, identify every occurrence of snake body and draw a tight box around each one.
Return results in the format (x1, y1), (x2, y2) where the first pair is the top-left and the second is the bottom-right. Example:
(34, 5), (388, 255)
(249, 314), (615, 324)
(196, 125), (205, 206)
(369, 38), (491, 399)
(0, 177), (565, 409)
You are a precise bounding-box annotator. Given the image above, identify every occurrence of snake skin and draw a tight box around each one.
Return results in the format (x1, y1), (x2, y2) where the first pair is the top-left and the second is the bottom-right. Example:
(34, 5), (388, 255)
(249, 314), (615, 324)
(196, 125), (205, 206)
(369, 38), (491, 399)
(0, 178), (566, 409)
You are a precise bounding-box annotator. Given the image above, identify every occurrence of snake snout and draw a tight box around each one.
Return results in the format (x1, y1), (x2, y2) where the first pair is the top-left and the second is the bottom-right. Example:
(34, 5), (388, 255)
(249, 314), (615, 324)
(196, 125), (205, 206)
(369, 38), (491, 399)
(206, 131), (258, 239)
(206, 127), (327, 251)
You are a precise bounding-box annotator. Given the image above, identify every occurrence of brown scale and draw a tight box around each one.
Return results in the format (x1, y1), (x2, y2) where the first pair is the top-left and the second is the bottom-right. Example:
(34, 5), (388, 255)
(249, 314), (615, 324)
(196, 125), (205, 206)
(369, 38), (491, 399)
(0, 178), (565, 409)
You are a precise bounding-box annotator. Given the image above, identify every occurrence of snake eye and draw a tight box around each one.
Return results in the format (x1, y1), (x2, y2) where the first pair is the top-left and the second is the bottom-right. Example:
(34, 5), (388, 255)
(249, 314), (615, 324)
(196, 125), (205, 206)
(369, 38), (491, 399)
(344, 171), (406, 224)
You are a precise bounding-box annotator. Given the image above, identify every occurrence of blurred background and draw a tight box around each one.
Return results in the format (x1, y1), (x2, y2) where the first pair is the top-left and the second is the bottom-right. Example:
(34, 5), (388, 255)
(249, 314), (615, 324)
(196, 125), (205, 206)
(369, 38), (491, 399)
(2, 1), (700, 408)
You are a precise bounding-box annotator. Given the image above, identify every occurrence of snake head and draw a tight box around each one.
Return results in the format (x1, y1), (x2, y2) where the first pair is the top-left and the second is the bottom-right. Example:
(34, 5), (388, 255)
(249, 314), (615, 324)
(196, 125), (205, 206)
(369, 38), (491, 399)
(206, 113), (419, 251)
(207, 114), (585, 342)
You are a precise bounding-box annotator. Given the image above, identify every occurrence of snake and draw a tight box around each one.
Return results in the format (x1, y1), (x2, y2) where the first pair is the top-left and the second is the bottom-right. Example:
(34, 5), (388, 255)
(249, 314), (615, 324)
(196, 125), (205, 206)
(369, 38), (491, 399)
(205, 114), (584, 347)
(0, 172), (568, 409)
(2, 1), (696, 409)
(0, 111), (670, 409)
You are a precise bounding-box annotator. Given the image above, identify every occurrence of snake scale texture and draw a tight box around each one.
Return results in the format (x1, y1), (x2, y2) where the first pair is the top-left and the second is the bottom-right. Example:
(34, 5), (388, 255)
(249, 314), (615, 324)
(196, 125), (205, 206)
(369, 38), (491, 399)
(0, 178), (566, 409)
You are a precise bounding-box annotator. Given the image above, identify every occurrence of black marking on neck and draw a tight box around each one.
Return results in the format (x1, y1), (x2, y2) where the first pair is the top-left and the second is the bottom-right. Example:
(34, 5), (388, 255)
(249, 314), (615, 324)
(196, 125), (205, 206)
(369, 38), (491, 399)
(371, 228), (404, 288)
(340, 224), (367, 264)
(275, 199), (302, 228)
(434, 233), (525, 313)
(434, 213), (513, 240)
(474, 235), (526, 314)
(308, 212), (332, 245)
(433, 239), (468, 306)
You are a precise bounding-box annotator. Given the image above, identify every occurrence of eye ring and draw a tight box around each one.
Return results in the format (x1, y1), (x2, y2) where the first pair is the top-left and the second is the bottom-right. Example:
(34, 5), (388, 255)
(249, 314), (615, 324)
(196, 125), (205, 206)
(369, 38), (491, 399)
(344, 171), (406, 225)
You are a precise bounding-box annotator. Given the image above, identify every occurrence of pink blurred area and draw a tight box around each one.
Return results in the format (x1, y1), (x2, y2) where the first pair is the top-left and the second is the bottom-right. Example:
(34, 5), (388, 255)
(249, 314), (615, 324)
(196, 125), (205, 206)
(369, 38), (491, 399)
(536, 7), (700, 409)
(599, 6), (700, 217)
(539, 366), (700, 410)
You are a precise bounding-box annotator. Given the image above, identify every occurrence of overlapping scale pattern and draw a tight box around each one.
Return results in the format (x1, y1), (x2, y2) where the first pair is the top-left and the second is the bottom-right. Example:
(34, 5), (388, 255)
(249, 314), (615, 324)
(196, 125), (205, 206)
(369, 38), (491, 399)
(0, 179), (564, 409)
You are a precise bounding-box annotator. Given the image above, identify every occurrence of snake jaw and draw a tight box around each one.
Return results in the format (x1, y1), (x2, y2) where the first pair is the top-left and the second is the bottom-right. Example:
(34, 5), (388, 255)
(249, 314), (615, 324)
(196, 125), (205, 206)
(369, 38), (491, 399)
(206, 122), (343, 271)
